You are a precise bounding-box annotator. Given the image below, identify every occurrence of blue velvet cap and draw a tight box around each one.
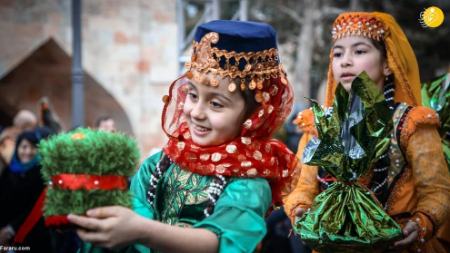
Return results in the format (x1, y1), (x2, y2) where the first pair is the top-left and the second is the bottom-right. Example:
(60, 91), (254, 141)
(186, 20), (285, 91)
(194, 20), (278, 53)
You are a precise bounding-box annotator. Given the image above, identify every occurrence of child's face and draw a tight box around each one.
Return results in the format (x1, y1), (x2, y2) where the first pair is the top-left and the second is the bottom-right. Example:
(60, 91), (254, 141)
(17, 139), (37, 164)
(183, 76), (247, 147)
(332, 36), (390, 92)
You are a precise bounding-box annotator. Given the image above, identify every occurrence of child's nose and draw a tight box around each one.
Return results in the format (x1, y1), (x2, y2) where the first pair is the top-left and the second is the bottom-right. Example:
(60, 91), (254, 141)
(191, 103), (206, 120)
(340, 51), (353, 67)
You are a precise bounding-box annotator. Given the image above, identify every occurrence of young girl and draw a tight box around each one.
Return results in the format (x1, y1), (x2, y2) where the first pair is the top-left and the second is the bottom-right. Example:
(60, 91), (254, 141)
(284, 12), (450, 252)
(68, 20), (297, 253)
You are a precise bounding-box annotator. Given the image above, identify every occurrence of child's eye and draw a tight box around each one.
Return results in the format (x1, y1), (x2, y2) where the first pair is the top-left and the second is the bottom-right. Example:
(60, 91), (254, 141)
(210, 101), (223, 108)
(188, 92), (198, 101)
(355, 49), (367, 55)
(333, 52), (342, 58)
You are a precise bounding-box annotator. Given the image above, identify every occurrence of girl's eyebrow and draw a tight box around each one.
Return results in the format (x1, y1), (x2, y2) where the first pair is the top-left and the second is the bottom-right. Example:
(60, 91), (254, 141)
(187, 82), (233, 103)
(187, 82), (198, 91)
(351, 42), (371, 48)
(210, 92), (232, 103)
(333, 42), (371, 50)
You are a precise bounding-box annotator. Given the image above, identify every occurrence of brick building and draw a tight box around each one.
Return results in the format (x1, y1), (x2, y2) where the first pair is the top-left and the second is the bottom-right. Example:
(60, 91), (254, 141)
(0, 0), (178, 157)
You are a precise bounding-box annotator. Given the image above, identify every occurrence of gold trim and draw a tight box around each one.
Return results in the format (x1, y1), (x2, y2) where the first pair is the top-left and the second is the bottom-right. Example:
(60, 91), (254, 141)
(185, 32), (284, 92)
(331, 13), (388, 41)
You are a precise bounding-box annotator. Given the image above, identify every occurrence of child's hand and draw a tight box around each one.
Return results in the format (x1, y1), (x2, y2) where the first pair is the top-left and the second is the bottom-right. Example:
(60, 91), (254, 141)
(390, 220), (419, 250)
(295, 207), (305, 218)
(67, 206), (142, 249)
(0, 225), (14, 245)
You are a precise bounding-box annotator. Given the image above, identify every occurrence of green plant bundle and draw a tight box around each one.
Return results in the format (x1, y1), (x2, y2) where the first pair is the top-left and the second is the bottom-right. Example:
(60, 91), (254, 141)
(421, 73), (450, 167)
(40, 128), (140, 218)
(295, 72), (402, 252)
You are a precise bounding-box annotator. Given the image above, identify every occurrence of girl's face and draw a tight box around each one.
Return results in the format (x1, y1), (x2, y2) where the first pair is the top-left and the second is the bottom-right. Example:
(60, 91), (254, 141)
(183, 76), (247, 147)
(332, 36), (391, 92)
(17, 139), (37, 163)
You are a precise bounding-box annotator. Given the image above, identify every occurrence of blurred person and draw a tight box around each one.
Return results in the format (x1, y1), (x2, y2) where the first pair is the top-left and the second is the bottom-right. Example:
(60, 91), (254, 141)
(95, 115), (116, 132)
(13, 110), (38, 132)
(0, 127), (55, 252)
(0, 127), (20, 176)
(39, 97), (62, 134)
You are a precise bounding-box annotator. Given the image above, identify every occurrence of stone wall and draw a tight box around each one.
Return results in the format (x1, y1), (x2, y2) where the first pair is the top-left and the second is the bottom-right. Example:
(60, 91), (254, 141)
(0, 0), (178, 157)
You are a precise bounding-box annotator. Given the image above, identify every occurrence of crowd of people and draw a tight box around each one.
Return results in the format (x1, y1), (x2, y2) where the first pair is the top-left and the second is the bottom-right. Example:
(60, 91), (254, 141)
(0, 10), (449, 253)
(0, 99), (118, 252)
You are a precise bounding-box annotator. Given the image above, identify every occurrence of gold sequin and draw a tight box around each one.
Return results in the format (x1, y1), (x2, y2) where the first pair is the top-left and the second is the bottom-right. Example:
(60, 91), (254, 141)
(162, 95), (170, 104)
(246, 168), (257, 176)
(266, 145), (275, 154)
(228, 82), (237, 92)
(185, 70), (193, 79)
(253, 151), (263, 160)
(249, 79), (257, 90)
(256, 80), (264, 90)
(240, 81), (246, 91)
(200, 153), (210, 161)
(241, 161), (252, 167)
(177, 141), (186, 150)
(255, 92), (263, 103)
(210, 78), (219, 86)
(226, 144), (237, 154)
(270, 85), (278, 96)
(186, 153), (197, 161)
(270, 157), (276, 165)
(241, 137), (251, 145)
(258, 110), (264, 118)
(281, 77), (288, 85)
(216, 164), (226, 174)
(244, 119), (252, 129)
(211, 152), (222, 162)
(262, 92), (270, 102)
(267, 105), (274, 114)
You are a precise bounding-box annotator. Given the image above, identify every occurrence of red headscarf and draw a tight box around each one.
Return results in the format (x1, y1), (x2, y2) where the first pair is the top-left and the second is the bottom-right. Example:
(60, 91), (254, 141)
(161, 31), (298, 204)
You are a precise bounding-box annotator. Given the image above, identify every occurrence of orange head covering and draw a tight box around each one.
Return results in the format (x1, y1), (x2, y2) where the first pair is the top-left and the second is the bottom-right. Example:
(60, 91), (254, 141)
(325, 12), (421, 107)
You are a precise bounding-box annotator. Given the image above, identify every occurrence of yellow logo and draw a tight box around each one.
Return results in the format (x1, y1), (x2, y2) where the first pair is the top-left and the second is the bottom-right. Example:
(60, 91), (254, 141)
(420, 6), (445, 28)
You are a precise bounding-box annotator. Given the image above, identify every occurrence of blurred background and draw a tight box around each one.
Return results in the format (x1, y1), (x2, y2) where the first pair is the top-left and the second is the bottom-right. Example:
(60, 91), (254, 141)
(0, 0), (448, 157)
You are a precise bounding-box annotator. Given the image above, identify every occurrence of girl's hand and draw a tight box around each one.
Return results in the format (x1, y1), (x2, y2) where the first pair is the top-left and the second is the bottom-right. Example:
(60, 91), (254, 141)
(390, 220), (420, 250)
(67, 206), (142, 249)
(295, 207), (305, 218)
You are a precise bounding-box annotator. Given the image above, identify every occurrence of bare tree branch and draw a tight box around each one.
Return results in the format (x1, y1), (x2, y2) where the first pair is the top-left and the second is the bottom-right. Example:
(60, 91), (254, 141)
(322, 6), (345, 17)
(277, 5), (303, 25)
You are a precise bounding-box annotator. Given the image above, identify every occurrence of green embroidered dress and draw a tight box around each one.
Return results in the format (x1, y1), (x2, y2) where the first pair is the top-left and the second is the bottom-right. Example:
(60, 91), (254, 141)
(79, 151), (271, 253)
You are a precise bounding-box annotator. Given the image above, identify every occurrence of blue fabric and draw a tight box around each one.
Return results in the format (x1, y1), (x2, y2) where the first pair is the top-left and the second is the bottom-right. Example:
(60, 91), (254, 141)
(194, 20), (277, 52)
(8, 154), (40, 173)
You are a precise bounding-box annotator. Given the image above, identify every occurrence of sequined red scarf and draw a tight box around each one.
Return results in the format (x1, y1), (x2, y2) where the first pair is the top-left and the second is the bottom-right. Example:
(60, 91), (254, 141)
(162, 75), (297, 205)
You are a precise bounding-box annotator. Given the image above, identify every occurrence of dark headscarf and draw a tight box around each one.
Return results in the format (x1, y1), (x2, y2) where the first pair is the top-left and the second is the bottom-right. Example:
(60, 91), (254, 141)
(9, 127), (51, 173)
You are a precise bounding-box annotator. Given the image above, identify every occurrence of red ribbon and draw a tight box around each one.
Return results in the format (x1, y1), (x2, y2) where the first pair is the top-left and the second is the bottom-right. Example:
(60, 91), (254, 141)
(51, 174), (128, 190)
(14, 188), (47, 244)
(45, 215), (70, 227)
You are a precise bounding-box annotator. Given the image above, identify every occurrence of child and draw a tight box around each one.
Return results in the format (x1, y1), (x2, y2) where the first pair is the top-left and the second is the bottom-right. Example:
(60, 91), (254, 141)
(68, 20), (297, 253)
(284, 12), (450, 252)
